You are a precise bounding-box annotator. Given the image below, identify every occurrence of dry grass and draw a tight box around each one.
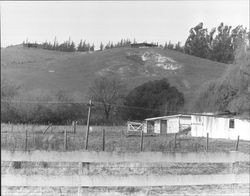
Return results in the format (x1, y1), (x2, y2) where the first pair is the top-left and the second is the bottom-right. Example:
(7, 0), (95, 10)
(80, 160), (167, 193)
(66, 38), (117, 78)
(3, 161), (248, 176)
(1, 123), (250, 153)
(2, 184), (250, 196)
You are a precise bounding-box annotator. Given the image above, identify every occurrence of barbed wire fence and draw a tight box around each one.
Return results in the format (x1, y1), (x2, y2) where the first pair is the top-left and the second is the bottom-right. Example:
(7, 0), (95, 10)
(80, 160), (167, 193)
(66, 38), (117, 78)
(1, 99), (243, 152)
(1, 123), (243, 153)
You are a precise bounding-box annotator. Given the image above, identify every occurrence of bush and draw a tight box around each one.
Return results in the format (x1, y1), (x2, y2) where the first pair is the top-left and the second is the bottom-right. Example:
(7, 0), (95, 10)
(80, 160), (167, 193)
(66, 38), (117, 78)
(12, 161), (22, 169)
(41, 162), (48, 168)
(123, 78), (184, 120)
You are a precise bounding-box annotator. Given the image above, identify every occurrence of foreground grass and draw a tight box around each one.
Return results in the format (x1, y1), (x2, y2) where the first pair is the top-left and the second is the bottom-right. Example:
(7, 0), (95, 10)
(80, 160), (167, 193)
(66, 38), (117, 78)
(1, 124), (250, 153)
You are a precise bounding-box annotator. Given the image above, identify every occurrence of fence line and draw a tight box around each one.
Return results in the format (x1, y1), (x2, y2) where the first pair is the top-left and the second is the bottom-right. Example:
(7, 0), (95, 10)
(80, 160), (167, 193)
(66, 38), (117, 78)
(1, 123), (245, 153)
(1, 131), (244, 153)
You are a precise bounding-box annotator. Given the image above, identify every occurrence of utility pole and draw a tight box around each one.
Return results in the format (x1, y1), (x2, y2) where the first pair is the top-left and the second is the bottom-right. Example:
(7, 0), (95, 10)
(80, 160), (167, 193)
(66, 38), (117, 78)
(85, 100), (93, 150)
(140, 130), (144, 151)
(206, 133), (209, 152)
(235, 136), (240, 151)
(102, 129), (105, 151)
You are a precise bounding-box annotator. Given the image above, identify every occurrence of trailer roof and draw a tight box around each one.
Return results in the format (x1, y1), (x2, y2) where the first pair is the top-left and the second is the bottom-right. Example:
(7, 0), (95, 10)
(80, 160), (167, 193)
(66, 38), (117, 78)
(145, 114), (191, 121)
(145, 113), (250, 121)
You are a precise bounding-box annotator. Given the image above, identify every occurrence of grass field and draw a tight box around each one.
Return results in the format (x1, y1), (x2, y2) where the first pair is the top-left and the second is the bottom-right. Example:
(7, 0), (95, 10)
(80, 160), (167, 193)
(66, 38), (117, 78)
(1, 123), (250, 154)
(2, 184), (249, 196)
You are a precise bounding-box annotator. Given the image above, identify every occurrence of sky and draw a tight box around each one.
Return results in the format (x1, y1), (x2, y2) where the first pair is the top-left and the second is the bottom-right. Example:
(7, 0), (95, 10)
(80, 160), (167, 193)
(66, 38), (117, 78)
(1, 1), (249, 48)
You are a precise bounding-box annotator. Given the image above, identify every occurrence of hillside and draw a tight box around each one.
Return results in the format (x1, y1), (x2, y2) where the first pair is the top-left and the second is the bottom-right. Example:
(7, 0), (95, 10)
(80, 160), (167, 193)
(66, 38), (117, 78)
(1, 45), (227, 109)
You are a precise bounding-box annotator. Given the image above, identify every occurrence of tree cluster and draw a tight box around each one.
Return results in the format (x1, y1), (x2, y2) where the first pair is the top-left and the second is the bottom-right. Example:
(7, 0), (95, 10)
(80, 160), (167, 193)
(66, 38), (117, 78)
(23, 38), (94, 52)
(102, 38), (133, 50)
(193, 42), (250, 115)
(184, 22), (248, 63)
(164, 41), (184, 52)
(77, 40), (94, 52)
(23, 38), (135, 52)
(163, 23), (248, 64)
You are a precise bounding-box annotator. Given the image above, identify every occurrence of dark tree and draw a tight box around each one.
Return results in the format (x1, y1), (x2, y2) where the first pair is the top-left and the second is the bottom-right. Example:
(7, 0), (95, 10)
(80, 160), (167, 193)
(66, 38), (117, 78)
(105, 41), (111, 50)
(174, 41), (183, 52)
(123, 79), (184, 120)
(90, 43), (95, 51)
(210, 24), (247, 63)
(184, 22), (248, 63)
(100, 42), (104, 51)
(184, 22), (210, 58)
(77, 39), (93, 52)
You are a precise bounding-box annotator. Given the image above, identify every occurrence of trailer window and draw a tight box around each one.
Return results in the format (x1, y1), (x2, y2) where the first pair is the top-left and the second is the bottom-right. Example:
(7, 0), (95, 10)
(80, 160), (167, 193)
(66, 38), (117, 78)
(229, 119), (235, 128)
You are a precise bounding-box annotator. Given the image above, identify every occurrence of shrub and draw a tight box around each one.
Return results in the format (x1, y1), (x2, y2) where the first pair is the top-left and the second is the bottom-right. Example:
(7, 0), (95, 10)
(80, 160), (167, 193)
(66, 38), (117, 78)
(41, 162), (48, 168)
(123, 78), (184, 120)
(12, 161), (22, 169)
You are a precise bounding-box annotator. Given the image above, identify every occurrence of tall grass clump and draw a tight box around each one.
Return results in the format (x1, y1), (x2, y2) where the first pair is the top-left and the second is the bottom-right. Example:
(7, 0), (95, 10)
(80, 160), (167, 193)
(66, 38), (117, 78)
(193, 41), (250, 116)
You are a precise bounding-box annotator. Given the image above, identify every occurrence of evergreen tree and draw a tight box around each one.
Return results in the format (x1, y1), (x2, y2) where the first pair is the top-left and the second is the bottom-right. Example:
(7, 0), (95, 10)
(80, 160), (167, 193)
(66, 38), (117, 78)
(90, 43), (95, 51)
(53, 37), (59, 50)
(184, 22), (210, 58)
(77, 40), (83, 51)
(184, 22), (247, 63)
(105, 41), (111, 50)
(174, 42), (183, 52)
(210, 23), (247, 63)
(167, 41), (174, 49)
(100, 42), (104, 51)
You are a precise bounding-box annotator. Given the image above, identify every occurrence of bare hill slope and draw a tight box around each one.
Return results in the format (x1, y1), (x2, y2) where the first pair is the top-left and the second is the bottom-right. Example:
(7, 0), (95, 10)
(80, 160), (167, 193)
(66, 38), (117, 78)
(1, 45), (227, 109)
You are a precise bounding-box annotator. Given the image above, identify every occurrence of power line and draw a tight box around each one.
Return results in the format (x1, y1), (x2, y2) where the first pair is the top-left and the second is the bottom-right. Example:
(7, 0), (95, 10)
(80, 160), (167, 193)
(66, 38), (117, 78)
(1, 100), (86, 104)
(93, 101), (193, 115)
(1, 99), (193, 114)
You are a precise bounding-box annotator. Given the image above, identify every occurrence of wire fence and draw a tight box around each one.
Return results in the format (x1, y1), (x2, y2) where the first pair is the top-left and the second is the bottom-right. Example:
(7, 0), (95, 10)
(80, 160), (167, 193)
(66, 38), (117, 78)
(1, 123), (247, 153)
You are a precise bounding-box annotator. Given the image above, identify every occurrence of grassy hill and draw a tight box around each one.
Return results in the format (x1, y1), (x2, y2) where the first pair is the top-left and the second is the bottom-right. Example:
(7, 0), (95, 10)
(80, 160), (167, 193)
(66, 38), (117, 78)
(1, 45), (227, 109)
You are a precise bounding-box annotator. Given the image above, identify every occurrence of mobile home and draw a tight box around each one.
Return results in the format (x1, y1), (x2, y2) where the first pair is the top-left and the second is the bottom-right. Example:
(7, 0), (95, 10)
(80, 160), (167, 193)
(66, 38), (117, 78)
(191, 114), (250, 141)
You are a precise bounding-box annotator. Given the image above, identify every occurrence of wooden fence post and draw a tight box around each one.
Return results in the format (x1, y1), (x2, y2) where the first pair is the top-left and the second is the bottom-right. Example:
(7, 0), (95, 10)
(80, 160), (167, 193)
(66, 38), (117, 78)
(11, 123), (14, 150)
(25, 129), (28, 151)
(64, 130), (67, 151)
(235, 136), (240, 151)
(140, 130), (144, 151)
(206, 133), (209, 152)
(11, 125), (15, 151)
(32, 125), (35, 148)
(78, 186), (81, 196)
(174, 133), (177, 149)
(5, 132), (8, 147)
(85, 100), (93, 150)
(73, 121), (76, 134)
(102, 129), (105, 151)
